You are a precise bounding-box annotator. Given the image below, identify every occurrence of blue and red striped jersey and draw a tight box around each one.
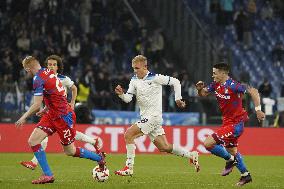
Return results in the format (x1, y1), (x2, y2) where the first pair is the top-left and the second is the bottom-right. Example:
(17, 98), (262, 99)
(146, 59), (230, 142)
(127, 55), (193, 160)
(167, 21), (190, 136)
(33, 68), (71, 119)
(207, 78), (248, 125)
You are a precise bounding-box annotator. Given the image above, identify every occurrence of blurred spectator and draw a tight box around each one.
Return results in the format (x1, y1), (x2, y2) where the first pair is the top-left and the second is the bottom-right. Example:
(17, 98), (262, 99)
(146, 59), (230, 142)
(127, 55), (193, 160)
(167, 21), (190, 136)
(68, 37), (81, 68)
(246, 0), (257, 16)
(76, 76), (90, 103)
(262, 97), (275, 127)
(260, 1), (274, 20)
(219, 0), (234, 27)
(258, 78), (273, 98)
(16, 31), (30, 53)
(94, 72), (112, 109)
(148, 28), (165, 67)
(271, 42), (284, 67)
(234, 8), (253, 49)
(80, 0), (92, 34)
(210, 0), (220, 24)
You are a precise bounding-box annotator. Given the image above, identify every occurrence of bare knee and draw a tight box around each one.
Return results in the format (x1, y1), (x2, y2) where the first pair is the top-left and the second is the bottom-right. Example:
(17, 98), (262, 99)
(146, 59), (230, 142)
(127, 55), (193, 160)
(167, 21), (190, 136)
(28, 135), (41, 147)
(28, 138), (36, 147)
(124, 130), (134, 143)
(203, 141), (213, 149)
(64, 150), (75, 156)
(203, 136), (216, 150)
(63, 145), (76, 156)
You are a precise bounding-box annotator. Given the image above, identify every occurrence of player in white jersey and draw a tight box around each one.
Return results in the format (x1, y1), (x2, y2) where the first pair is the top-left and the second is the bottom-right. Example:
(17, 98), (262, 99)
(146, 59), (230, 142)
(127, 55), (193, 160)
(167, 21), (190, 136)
(20, 55), (103, 170)
(114, 55), (200, 176)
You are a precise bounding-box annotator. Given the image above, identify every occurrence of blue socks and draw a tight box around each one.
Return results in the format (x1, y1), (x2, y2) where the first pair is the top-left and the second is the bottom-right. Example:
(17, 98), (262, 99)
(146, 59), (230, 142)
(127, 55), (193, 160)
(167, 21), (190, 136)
(207, 145), (231, 160)
(235, 152), (248, 174)
(74, 147), (102, 162)
(32, 144), (53, 176)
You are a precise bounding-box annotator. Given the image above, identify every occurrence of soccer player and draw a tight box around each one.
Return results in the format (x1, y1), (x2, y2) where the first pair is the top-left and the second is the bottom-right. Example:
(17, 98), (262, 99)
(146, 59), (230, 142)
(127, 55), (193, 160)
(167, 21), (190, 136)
(114, 55), (200, 176)
(15, 56), (106, 184)
(195, 63), (265, 186)
(20, 55), (103, 170)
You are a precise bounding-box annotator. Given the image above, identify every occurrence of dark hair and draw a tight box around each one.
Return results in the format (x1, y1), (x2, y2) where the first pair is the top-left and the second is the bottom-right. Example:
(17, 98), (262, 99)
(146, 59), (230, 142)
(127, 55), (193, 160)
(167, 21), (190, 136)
(44, 55), (64, 74)
(213, 63), (230, 73)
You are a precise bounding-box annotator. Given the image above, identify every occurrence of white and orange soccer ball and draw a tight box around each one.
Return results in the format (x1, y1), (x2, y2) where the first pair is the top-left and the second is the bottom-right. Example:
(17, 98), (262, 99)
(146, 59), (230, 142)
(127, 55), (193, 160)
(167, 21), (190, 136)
(92, 165), (109, 182)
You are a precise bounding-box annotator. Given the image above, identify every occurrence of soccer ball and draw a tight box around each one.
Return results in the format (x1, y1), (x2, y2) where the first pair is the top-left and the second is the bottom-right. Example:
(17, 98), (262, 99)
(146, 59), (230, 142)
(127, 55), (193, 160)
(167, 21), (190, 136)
(92, 165), (109, 182)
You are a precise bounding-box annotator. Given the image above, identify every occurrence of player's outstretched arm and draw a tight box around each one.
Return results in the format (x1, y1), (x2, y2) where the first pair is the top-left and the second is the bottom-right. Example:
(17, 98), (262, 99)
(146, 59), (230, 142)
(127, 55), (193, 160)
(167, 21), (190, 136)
(154, 74), (183, 101)
(15, 96), (43, 128)
(195, 81), (210, 97)
(246, 86), (265, 122)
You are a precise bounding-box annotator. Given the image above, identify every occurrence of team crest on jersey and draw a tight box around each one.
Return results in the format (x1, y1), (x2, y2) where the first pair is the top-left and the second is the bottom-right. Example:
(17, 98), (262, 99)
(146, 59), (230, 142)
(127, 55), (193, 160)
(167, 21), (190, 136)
(224, 88), (228, 94)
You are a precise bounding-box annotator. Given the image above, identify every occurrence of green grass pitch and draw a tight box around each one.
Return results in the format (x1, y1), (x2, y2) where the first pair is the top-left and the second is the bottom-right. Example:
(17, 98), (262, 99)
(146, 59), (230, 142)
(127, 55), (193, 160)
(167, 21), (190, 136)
(0, 153), (283, 189)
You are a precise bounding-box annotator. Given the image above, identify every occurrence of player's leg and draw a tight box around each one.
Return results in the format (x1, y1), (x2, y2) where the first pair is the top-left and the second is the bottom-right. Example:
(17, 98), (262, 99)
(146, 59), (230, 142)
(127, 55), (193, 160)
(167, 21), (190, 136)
(114, 123), (143, 176)
(62, 141), (106, 169)
(75, 131), (103, 152)
(21, 137), (49, 170)
(153, 134), (200, 172)
(204, 135), (234, 161)
(58, 111), (106, 170)
(227, 147), (252, 186)
(28, 128), (55, 184)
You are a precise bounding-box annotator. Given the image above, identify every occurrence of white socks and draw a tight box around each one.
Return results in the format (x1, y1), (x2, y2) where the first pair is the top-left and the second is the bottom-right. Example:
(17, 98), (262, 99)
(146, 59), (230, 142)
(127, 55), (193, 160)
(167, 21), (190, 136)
(172, 144), (193, 158)
(31, 137), (48, 164)
(75, 131), (95, 145)
(126, 144), (136, 168)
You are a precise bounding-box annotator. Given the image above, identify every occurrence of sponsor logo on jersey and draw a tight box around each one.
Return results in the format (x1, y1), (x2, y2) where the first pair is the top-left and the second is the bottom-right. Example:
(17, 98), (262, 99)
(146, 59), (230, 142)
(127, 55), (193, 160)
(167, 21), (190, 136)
(215, 91), (230, 99)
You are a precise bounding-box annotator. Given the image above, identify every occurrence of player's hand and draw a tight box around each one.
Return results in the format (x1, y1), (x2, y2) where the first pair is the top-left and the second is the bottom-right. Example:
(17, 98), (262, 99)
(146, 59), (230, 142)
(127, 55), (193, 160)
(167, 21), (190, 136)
(15, 117), (26, 128)
(36, 108), (47, 117)
(195, 81), (205, 90)
(176, 99), (186, 108)
(115, 85), (124, 95)
(256, 110), (265, 122)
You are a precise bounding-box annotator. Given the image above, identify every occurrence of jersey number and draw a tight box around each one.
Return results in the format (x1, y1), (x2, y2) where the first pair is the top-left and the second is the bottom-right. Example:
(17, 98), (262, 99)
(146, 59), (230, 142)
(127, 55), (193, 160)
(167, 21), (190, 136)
(63, 129), (72, 140)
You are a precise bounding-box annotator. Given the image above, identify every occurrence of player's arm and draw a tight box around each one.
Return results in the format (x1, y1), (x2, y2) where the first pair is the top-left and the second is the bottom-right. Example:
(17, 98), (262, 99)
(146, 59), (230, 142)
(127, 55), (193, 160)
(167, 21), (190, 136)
(65, 76), (77, 109)
(69, 84), (77, 109)
(115, 80), (135, 103)
(195, 81), (210, 97)
(15, 95), (43, 127)
(246, 86), (265, 122)
(154, 74), (185, 108)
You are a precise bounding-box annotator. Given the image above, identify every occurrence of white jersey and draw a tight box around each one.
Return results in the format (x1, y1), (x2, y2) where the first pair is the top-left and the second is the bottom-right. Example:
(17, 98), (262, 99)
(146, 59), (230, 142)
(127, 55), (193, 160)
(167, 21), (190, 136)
(57, 74), (74, 96)
(119, 72), (182, 119)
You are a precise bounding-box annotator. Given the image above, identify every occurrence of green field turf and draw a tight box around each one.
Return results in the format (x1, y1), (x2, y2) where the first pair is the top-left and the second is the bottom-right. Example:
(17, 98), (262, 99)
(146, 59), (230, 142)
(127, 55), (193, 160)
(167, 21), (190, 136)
(0, 153), (283, 189)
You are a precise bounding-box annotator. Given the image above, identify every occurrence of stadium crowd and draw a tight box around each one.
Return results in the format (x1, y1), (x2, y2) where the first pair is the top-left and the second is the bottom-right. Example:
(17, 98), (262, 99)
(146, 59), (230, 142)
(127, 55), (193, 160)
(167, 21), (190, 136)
(0, 0), (283, 126)
(0, 0), (195, 114)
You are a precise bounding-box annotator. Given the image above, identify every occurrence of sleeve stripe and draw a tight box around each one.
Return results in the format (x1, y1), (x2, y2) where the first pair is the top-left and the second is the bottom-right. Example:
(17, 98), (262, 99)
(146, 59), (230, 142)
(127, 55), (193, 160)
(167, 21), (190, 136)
(167, 76), (170, 85)
(34, 93), (43, 96)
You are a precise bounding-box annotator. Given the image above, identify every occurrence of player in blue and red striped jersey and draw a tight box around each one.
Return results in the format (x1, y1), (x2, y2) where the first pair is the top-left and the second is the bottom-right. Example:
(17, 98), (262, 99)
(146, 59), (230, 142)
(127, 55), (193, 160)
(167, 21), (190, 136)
(196, 63), (265, 186)
(20, 55), (103, 171)
(15, 56), (106, 184)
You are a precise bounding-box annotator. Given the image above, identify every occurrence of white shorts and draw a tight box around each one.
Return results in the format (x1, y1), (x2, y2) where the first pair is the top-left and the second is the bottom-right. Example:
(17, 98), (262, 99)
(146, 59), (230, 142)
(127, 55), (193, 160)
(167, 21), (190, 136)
(135, 116), (165, 142)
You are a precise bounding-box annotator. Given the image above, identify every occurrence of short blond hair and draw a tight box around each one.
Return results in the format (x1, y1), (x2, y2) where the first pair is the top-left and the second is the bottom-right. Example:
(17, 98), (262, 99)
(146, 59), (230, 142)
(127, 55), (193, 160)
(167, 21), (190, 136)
(22, 56), (38, 67)
(132, 55), (147, 65)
